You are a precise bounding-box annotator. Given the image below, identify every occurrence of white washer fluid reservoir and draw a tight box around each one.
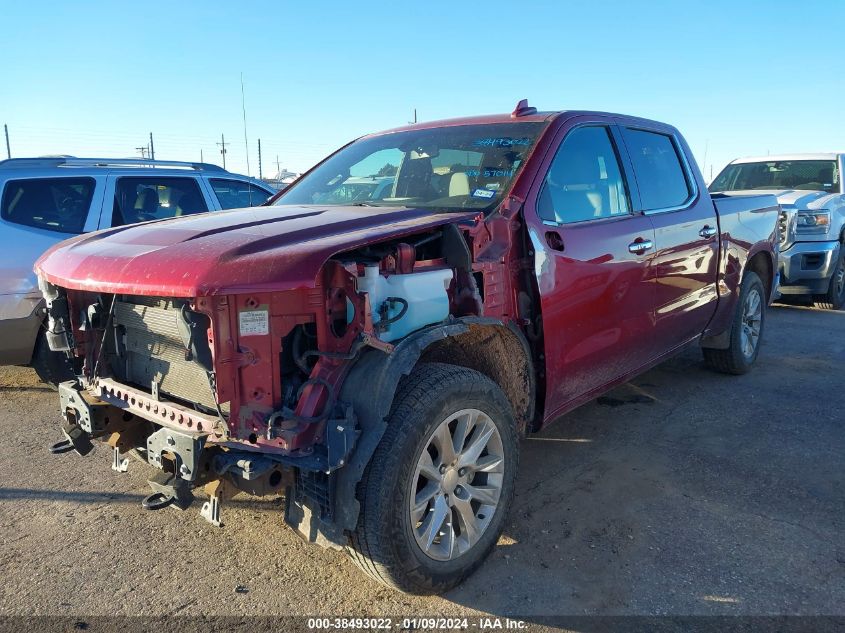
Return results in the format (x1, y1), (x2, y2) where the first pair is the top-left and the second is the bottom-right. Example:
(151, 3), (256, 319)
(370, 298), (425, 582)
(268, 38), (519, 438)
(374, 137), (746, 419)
(357, 265), (453, 342)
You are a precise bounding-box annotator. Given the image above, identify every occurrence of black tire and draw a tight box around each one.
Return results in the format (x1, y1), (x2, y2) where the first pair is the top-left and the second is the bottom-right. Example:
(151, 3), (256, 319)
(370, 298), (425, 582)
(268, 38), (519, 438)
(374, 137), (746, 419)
(347, 362), (518, 594)
(30, 332), (76, 389)
(813, 250), (845, 310)
(703, 271), (766, 375)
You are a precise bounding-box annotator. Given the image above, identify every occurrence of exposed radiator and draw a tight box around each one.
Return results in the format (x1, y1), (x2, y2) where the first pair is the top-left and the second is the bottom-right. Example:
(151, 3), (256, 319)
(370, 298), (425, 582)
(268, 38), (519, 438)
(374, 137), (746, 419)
(112, 298), (222, 412)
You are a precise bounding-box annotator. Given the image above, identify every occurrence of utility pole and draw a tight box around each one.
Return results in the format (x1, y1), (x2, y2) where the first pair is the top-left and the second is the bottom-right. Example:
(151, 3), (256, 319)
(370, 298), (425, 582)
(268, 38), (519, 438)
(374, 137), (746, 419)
(3, 124), (10, 159)
(217, 134), (227, 169)
(276, 155), (281, 177)
(149, 132), (155, 161)
(409, 108), (417, 125)
(136, 146), (148, 159)
(257, 138), (263, 179)
(200, 149), (204, 163)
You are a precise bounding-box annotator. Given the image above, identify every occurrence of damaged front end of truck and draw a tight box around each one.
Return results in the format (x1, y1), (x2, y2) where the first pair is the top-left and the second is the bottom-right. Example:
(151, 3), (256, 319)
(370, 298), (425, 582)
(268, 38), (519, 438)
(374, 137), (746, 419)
(33, 112), (550, 595)
(41, 264), (374, 535)
(35, 207), (532, 546)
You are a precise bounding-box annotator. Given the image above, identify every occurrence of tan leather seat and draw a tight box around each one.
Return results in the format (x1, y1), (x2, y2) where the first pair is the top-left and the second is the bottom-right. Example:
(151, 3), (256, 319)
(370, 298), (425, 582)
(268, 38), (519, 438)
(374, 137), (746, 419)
(448, 172), (470, 197)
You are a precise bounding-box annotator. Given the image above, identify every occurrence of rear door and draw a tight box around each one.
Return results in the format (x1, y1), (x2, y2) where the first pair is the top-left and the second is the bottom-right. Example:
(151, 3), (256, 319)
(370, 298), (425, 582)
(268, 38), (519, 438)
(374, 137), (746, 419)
(523, 117), (658, 417)
(617, 124), (719, 350)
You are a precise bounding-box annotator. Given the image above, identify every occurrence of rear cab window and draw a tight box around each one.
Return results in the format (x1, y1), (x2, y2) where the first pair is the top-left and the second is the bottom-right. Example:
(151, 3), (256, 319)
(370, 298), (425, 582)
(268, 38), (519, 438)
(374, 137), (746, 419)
(209, 179), (273, 209)
(1, 177), (96, 233)
(622, 128), (693, 211)
(112, 177), (209, 226)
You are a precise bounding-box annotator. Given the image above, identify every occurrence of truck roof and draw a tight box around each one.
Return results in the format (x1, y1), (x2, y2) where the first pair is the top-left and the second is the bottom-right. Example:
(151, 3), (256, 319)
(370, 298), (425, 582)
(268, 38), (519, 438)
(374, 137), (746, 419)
(731, 153), (843, 164)
(367, 108), (677, 137)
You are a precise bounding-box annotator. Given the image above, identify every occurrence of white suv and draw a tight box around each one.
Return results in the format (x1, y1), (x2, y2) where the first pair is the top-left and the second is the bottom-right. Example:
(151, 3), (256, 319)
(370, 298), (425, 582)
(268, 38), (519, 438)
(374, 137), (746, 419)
(0, 157), (275, 382)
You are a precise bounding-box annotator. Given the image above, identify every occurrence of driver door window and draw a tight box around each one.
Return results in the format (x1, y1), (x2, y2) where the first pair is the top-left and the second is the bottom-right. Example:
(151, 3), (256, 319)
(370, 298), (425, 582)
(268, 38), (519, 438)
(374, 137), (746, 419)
(112, 177), (209, 226)
(537, 126), (630, 224)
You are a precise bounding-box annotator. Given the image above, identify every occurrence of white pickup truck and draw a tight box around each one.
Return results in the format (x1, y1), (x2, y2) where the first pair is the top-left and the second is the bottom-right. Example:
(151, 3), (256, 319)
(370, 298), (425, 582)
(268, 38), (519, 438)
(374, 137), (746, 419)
(710, 153), (845, 309)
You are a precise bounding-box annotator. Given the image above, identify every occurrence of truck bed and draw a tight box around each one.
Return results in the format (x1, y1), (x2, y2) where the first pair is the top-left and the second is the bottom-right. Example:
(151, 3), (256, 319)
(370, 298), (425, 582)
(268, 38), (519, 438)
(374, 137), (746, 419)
(711, 192), (780, 217)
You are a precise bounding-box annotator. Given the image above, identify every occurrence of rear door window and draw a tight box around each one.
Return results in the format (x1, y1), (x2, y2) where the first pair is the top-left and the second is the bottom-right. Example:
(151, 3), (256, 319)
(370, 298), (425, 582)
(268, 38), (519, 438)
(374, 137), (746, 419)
(1, 177), (96, 233)
(112, 177), (209, 226)
(209, 179), (273, 209)
(622, 129), (692, 211)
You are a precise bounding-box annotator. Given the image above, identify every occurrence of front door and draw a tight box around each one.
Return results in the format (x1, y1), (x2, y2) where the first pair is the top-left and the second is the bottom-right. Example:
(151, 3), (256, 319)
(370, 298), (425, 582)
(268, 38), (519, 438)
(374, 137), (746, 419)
(523, 120), (657, 419)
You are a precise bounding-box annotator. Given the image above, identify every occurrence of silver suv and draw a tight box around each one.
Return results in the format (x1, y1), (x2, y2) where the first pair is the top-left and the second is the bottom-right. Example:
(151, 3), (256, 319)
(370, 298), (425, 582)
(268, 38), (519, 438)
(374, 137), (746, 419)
(0, 157), (274, 383)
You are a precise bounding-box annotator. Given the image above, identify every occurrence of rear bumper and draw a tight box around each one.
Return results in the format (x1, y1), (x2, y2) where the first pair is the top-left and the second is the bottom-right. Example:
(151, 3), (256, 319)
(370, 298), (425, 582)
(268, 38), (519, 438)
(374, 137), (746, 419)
(778, 240), (840, 294)
(0, 296), (43, 365)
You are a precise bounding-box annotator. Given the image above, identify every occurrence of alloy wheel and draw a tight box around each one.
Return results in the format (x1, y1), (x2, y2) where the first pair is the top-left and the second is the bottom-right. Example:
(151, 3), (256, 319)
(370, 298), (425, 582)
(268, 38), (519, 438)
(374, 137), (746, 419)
(409, 408), (505, 561)
(740, 288), (762, 358)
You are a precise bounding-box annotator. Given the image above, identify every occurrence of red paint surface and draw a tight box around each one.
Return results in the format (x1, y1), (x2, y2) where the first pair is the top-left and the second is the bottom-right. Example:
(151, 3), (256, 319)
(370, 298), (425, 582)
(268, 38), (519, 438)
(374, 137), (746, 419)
(35, 206), (478, 296)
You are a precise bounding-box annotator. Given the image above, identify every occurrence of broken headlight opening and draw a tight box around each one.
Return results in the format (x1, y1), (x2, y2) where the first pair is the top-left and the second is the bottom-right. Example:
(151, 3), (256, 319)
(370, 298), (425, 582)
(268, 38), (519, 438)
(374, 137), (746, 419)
(176, 302), (213, 371)
(38, 278), (75, 353)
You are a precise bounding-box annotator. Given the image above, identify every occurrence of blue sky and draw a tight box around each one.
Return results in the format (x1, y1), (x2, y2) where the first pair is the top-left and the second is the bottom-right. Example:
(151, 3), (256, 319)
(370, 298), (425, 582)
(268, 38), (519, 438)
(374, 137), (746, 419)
(2, 0), (843, 179)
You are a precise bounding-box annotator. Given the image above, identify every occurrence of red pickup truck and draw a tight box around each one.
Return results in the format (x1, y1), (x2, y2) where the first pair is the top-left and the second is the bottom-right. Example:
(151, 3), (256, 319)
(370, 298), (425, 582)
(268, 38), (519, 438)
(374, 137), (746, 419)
(35, 102), (780, 594)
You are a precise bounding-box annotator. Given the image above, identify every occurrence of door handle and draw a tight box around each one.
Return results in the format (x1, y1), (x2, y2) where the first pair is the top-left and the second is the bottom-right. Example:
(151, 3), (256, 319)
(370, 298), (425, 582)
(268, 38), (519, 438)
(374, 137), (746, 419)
(699, 225), (717, 239)
(628, 239), (654, 254)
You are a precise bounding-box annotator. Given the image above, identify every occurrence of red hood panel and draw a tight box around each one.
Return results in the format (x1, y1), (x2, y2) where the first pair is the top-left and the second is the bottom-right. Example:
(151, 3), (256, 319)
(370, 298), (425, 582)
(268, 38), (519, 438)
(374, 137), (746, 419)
(35, 205), (477, 296)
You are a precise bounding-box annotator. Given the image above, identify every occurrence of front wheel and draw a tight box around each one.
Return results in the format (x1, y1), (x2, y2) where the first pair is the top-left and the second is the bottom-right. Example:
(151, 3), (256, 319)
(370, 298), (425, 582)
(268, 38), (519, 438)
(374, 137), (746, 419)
(703, 271), (766, 375)
(814, 250), (845, 310)
(347, 363), (518, 594)
(30, 332), (77, 388)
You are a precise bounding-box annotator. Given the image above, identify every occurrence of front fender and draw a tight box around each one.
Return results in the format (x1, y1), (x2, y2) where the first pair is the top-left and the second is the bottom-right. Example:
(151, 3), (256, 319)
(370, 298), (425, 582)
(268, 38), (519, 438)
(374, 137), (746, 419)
(333, 319), (478, 532)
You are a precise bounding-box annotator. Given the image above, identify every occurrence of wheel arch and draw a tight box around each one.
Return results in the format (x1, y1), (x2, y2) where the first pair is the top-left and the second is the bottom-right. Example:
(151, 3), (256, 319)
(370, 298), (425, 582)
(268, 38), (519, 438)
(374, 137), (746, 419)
(702, 245), (774, 350)
(331, 317), (534, 533)
(744, 249), (774, 302)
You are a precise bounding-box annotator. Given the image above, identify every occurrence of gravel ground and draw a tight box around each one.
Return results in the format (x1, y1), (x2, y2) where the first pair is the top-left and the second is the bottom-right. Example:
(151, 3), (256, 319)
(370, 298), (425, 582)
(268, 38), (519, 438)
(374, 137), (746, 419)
(0, 304), (842, 623)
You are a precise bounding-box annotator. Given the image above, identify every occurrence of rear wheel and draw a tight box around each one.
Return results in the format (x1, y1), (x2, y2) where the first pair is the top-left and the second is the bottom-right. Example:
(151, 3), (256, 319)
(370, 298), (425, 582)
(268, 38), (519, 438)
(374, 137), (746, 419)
(347, 363), (518, 594)
(703, 271), (766, 375)
(814, 250), (845, 310)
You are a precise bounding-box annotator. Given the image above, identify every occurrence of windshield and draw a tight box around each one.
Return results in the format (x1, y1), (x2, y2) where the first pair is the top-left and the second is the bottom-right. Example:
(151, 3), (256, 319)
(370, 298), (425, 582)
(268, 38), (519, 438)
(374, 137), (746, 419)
(274, 122), (547, 212)
(710, 160), (841, 194)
